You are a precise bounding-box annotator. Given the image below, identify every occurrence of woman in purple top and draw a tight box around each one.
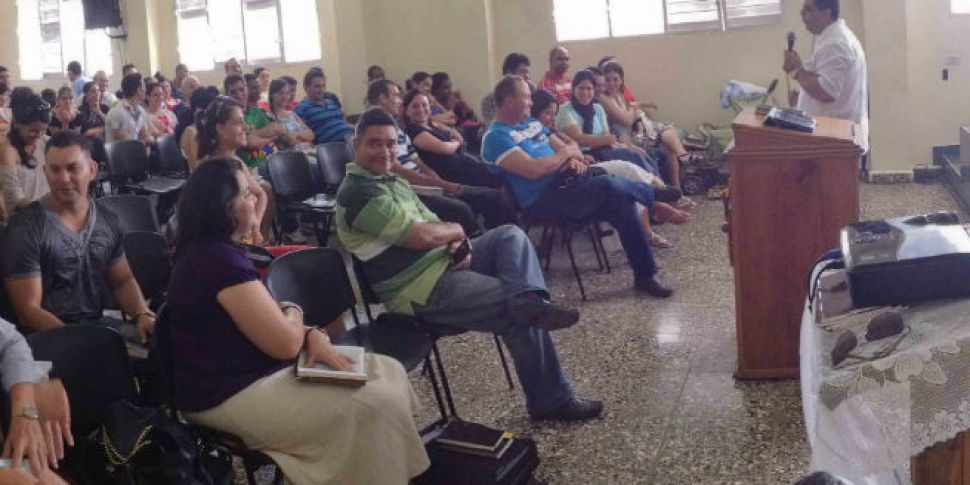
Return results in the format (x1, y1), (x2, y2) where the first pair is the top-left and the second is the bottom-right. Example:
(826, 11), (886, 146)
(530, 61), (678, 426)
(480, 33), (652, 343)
(165, 158), (429, 484)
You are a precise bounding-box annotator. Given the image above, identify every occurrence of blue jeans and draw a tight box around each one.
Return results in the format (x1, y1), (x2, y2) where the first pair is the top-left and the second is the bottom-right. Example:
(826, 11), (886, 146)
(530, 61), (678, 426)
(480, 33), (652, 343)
(413, 225), (573, 415)
(596, 147), (659, 176)
(525, 174), (659, 281)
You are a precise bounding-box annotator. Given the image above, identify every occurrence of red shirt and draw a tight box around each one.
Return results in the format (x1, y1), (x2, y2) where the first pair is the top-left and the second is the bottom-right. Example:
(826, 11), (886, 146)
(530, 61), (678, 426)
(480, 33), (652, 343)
(623, 85), (636, 104)
(540, 71), (572, 105)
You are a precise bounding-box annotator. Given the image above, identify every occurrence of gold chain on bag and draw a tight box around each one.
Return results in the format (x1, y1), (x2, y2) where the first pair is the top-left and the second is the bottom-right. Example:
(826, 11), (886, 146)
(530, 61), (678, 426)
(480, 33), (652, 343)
(98, 425), (155, 467)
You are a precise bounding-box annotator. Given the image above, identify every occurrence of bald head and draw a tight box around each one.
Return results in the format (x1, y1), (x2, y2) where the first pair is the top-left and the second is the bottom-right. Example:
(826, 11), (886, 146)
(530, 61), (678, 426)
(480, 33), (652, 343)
(182, 75), (200, 99)
(549, 46), (570, 76)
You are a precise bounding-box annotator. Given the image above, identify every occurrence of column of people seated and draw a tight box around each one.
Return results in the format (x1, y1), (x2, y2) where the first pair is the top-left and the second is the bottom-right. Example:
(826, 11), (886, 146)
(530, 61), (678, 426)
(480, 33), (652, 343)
(0, 43), (701, 482)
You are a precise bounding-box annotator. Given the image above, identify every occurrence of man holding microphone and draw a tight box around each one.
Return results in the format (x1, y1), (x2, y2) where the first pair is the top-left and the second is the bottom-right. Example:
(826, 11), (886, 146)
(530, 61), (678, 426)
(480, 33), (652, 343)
(784, 0), (869, 159)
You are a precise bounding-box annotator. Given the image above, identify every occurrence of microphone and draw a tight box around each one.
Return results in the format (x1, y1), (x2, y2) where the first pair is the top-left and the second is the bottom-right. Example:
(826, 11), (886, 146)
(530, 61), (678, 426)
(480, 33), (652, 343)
(787, 32), (796, 51)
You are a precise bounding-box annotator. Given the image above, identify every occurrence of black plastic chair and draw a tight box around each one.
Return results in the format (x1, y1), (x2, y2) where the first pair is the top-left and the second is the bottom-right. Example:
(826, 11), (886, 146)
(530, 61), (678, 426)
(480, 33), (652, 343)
(265, 248), (451, 419)
(350, 255), (515, 418)
(316, 141), (353, 191)
(156, 134), (188, 178)
(99, 194), (160, 233)
(266, 151), (334, 246)
(105, 139), (185, 195)
(123, 231), (170, 307)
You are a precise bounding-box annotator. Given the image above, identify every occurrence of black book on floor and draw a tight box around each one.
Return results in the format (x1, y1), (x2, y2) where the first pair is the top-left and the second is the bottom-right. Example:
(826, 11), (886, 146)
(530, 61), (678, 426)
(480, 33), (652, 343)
(435, 420), (510, 453)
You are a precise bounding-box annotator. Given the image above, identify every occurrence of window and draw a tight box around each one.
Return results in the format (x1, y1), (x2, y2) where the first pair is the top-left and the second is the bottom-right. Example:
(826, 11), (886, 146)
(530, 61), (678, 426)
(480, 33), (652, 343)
(175, 0), (322, 72)
(552, 0), (781, 41)
(17, 0), (114, 81)
(954, 0), (970, 14)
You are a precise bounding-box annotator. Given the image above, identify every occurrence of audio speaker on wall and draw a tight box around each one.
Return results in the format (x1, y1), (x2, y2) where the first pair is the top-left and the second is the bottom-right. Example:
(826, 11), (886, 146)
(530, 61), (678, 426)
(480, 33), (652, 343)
(82, 0), (123, 29)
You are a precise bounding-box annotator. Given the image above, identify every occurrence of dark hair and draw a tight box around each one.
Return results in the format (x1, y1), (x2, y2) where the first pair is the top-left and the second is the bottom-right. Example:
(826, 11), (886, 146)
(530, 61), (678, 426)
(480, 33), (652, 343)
(67, 61), (82, 75)
(45, 129), (92, 158)
(570, 70), (598, 134)
(223, 74), (244, 93)
(584, 66), (604, 77)
(430, 72), (450, 99)
(175, 63), (187, 73)
(175, 85), (219, 144)
(814, 0), (839, 19)
(602, 61), (625, 79)
(154, 72), (167, 83)
(0, 66), (8, 73)
(493, 75), (524, 107)
(502, 53), (530, 75)
(366, 79), (396, 106)
(196, 96), (245, 160)
(174, 157), (246, 256)
(268, 79), (288, 113)
(303, 67), (325, 87)
(597, 56), (617, 68)
(0, 84), (9, 96)
(9, 89), (51, 168)
(253, 67), (266, 77)
(367, 65), (384, 82)
(243, 73), (257, 84)
(40, 89), (57, 107)
(410, 71), (431, 87)
(355, 107), (398, 138)
(81, 81), (97, 97)
(121, 73), (143, 98)
(145, 82), (161, 101)
(281, 75), (297, 87)
(530, 89), (558, 119)
(122, 63), (137, 73)
(401, 89), (431, 126)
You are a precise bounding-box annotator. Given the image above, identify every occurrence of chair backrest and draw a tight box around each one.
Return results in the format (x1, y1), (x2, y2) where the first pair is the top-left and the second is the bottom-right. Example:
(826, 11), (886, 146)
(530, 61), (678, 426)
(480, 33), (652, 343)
(105, 139), (150, 184)
(99, 194), (160, 233)
(157, 134), (187, 174)
(265, 248), (358, 328)
(26, 326), (138, 438)
(266, 151), (315, 200)
(123, 231), (171, 301)
(316, 142), (353, 189)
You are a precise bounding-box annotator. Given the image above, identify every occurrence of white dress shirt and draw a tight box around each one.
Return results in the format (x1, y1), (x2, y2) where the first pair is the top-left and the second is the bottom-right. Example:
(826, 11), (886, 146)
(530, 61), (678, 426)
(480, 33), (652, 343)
(798, 19), (869, 152)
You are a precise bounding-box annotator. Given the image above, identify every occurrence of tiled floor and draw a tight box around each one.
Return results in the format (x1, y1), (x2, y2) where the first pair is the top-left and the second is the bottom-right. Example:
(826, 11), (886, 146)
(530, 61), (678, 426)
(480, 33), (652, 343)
(406, 182), (966, 484)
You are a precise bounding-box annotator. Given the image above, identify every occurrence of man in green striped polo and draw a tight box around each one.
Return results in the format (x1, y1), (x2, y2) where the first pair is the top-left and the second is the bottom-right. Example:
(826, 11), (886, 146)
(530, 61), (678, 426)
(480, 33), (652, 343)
(335, 108), (603, 422)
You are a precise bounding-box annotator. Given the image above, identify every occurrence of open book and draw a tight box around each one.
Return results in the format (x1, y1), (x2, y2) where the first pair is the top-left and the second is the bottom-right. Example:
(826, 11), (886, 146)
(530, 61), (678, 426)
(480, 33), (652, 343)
(294, 345), (368, 387)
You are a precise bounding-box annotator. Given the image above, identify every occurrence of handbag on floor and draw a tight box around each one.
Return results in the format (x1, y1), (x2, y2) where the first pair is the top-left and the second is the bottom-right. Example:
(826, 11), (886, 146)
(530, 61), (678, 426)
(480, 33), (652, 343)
(414, 418), (540, 485)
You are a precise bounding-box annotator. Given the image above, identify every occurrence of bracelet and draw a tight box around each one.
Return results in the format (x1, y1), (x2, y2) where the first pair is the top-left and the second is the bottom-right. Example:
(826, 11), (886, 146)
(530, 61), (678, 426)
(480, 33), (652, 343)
(280, 301), (304, 317)
(302, 327), (328, 349)
(131, 310), (157, 322)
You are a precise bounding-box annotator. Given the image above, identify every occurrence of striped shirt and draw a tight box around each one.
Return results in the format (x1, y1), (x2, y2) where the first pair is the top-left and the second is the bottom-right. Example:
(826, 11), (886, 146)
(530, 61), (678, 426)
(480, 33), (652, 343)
(293, 94), (354, 145)
(335, 163), (449, 315)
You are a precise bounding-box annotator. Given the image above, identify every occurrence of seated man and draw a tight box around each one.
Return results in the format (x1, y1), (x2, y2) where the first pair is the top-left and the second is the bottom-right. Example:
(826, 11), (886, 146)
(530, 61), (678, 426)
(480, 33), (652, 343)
(337, 108), (602, 422)
(539, 46), (572, 105)
(0, 317), (72, 484)
(105, 73), (152, 144)
(482, 75), (673, 297)
(224, 74), (283, 170)
(294, 68), (354, 145)
(3, 131), (156, 344)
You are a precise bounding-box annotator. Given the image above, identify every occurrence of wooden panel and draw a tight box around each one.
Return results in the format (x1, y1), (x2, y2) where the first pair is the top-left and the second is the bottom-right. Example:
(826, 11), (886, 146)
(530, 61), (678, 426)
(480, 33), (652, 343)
(729, 109), (861, 379)
(913, 432), (965, 484)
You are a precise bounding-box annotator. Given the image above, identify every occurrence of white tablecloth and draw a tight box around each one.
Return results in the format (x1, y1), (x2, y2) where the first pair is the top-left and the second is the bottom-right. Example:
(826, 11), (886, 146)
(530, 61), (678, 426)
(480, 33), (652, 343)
(801, 270), (970, 485)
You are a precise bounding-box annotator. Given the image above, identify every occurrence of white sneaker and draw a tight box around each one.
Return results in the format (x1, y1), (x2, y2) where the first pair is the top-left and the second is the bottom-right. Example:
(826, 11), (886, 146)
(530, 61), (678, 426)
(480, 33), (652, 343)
(284, 229), (307, 244)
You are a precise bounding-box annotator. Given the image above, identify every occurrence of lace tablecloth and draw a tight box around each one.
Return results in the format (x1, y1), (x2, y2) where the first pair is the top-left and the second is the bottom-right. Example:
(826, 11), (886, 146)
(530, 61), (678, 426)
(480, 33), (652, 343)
(801, 270), (970, 485)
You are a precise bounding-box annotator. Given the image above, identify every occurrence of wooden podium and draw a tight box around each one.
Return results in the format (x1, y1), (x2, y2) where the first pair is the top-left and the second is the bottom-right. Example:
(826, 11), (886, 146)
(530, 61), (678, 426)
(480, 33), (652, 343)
(728, 108), (863, 379)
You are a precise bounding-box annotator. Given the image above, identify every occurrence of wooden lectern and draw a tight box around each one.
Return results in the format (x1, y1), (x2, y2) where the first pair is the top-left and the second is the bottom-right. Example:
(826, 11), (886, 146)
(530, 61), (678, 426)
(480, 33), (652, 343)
(728, 108), (862, 379)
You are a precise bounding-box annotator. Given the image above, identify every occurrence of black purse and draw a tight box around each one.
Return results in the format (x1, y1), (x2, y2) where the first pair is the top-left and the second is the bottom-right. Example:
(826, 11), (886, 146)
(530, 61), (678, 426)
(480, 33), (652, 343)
(77, 400), (233, 485)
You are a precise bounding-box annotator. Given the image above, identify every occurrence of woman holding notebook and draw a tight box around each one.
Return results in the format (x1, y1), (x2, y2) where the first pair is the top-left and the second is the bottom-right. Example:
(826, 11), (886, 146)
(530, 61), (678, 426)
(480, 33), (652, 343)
(163, 157), (430, 484)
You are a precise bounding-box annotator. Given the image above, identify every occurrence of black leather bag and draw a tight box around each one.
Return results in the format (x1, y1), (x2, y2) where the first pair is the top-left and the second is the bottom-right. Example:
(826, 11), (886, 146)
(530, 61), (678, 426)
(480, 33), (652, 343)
(76, 400), (233, 485)
(415, 419), (539, 485)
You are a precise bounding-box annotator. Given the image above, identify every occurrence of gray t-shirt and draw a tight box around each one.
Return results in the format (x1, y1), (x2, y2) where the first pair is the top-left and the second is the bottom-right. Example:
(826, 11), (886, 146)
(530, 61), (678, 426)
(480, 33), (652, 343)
(105, 100), (147, 142)
(3, 197), (125, 322)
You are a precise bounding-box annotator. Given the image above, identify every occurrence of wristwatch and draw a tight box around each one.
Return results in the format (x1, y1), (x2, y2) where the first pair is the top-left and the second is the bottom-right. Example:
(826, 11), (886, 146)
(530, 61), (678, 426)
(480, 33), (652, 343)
(280, 301), (304, 317)
(132, 310), (157, 322)
(14, 405), (38, 421)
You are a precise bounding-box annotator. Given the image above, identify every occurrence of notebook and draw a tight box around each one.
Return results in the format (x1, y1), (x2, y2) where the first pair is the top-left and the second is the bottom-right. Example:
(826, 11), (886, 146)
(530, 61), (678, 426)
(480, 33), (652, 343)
(294, 345), (367, 387)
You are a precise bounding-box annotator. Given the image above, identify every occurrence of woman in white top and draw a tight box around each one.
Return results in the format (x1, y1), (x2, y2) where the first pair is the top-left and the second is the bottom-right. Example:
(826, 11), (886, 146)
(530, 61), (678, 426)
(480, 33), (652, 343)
(144, 81), (177, 140)
(265, 79), (314, 151)
(0, 89), (51, 219)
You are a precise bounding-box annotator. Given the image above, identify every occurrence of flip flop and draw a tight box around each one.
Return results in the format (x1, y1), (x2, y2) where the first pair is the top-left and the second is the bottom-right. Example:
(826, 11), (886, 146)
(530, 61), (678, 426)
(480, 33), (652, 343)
(650, 233), (673, 249)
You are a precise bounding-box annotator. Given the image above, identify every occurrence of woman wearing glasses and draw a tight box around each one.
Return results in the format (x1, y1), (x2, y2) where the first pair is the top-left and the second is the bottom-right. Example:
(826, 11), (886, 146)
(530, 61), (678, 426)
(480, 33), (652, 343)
(0, 88), (51, 221)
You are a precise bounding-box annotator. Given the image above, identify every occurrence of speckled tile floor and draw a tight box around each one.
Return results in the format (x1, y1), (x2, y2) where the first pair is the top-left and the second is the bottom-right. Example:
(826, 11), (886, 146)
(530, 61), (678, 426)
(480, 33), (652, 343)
(401, 182), (966, 485)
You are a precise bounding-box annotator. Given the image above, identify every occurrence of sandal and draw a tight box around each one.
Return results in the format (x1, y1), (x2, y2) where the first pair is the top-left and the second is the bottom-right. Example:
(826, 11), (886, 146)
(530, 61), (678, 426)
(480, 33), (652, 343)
(650, 233), (673, 249)
(654, 203), (691, 225)
(674, 196), (697, 211)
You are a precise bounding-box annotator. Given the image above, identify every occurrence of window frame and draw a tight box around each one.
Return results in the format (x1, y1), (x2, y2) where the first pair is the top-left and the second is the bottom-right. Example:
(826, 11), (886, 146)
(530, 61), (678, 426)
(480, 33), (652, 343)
(175, 0), (321, 72)
(552, 0), (783, 42)
(25, 0), (113, 80)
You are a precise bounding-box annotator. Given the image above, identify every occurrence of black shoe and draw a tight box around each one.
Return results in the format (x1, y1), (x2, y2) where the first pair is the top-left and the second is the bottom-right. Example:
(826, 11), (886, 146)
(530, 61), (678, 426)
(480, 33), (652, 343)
(530, 397), (604, 421)
(506, 293), (580, 331)
(635, 277), (673, 298)
(654, 185), (683, 203)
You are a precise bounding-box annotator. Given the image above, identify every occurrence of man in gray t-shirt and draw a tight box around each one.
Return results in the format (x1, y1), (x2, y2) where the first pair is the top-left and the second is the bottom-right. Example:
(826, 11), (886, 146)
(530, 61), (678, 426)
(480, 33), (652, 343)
(3, 131), (155, 343)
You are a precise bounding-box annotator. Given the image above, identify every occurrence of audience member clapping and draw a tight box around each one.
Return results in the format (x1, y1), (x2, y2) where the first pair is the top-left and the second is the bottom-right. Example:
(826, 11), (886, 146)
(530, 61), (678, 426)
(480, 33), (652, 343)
(105, 73), (153, 145)
(166, 157), (430, 483)
(49, 87), (81, 135)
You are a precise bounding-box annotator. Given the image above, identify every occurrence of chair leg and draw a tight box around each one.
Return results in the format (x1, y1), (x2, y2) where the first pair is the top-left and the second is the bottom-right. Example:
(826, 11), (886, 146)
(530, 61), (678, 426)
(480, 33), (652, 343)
(593, 223), (612, 273)
(564, 229), (587, 300)
(430, 341), (458, 417)
(423, 356), (449, 421)
(493, 334), (514, 390)
(587, 225), (605, 272)
(539, 225), (552, 271)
